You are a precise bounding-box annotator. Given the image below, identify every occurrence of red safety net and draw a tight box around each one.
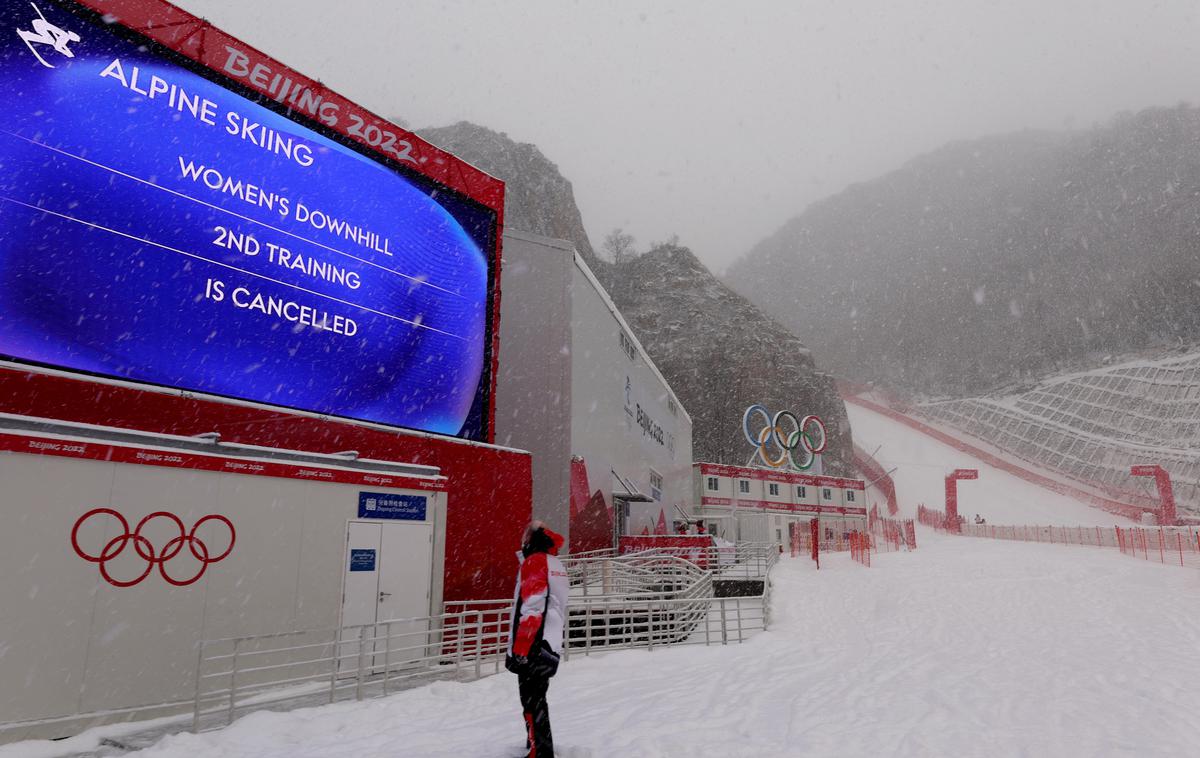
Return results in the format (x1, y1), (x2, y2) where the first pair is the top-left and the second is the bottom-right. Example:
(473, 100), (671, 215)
(870, 515), (917, 552)
(917, 503), (963, 532)
(810, 518), (819, 569)
(849, 531), (871, 567)
(931, 519), (1200, 570)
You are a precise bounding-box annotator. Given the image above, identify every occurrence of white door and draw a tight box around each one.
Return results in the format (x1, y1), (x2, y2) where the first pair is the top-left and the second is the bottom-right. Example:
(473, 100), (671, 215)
(378, 522), (434, 622)
(339, 521), (434, 675)
(343, 522), (383, 628)
(378, 522), (434, 670)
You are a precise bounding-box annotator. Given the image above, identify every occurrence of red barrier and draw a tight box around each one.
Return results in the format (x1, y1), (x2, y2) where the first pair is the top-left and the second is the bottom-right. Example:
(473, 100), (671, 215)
(870, 515), (916, 552)
(953, 521), (1200, 570)
(790, 517), (895, 566)
(944, 469), (978, 534)
(918, 503), (955, 531)
(849, 531), (871, 567)
(1131, 464), (1178, 526)
(810, 518), (820, 570)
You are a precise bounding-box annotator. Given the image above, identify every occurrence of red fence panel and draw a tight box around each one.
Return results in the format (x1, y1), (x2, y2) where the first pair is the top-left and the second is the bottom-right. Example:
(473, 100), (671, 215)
(810, 518), (820, 569)
(952, 522), (1200, 571)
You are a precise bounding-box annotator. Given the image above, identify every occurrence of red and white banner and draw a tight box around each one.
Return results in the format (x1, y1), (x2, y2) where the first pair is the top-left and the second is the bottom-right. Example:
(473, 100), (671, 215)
(618, 535), (723, 569)
(0, 431), (445, 490)
(699, 496), (866, 517)
(696, 462), (865, 490)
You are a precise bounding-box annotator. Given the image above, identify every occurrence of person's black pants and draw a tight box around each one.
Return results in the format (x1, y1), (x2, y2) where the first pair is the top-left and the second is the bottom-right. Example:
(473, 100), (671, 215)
(518, 671), (553, 757)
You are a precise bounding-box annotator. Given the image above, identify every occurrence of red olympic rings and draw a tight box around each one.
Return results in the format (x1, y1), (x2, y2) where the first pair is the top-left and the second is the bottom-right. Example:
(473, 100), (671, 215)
(71, 508), (235, 587)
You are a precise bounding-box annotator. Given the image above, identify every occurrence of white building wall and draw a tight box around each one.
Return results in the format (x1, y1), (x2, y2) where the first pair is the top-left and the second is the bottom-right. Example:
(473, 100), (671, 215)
(494, 231), (573, 536)
(763, 473), (792, 508)
(569, 256), (693, 539)
(0, 437), (445, 741)
(692, 463), (868, 549)
(496, 230), (694, 549)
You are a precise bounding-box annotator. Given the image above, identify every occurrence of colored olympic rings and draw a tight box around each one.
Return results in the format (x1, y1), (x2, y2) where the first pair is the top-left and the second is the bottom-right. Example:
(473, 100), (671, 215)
(742, 404), (827, 470)
(71, 508), (236, 587)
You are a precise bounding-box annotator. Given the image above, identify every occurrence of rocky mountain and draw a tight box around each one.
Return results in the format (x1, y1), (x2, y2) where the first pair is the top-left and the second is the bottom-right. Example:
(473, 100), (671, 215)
(727, 105), (1200, 397)
(419, 122), (853, 474)
(608, 243), (851, 473)
(418, 122), (599, 268)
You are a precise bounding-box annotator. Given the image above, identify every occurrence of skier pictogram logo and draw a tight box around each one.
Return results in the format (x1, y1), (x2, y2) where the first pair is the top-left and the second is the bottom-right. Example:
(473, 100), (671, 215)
(17, 2), (80, 69)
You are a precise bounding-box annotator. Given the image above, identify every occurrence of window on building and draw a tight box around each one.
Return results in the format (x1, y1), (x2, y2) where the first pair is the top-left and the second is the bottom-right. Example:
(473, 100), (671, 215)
(796, 485), (807, 499)
(649, 470), (663, 502)
(738, 480), (751, 494)
(822, 488), (832, 500)
(618, 330), (636, 362)
(706, 476), (719, 491)
(846, 490), (856, 502)
(768, 483), (780, 496)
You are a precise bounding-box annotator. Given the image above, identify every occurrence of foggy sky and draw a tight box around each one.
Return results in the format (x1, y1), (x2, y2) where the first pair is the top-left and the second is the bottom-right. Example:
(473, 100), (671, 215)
(176, 0), (1200, 272)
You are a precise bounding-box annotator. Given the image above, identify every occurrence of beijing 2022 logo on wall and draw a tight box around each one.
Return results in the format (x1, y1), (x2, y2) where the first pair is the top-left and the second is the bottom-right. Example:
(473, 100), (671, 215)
(71, 508), (236, 587)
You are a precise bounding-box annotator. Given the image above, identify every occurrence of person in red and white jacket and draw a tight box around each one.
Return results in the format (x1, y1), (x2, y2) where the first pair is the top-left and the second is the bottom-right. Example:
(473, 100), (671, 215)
(506, 521), (568, 758)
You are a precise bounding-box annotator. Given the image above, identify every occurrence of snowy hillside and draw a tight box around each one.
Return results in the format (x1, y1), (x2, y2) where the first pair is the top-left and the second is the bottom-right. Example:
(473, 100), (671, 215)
(727, 106), (1200, 397)
(919, 349), (1200, 519)
(848, 402), (1129, 525)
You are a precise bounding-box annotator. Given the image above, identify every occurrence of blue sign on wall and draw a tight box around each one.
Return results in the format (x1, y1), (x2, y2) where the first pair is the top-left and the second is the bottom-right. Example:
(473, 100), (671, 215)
(0, 0), (496, 440)
(358, 492), (428, 521)
(349, 549), (376, 572)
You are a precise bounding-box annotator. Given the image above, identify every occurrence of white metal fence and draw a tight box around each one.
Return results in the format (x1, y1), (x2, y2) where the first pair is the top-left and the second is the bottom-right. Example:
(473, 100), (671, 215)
(191, 545), (776, 732)
(561, 550), (708, 597)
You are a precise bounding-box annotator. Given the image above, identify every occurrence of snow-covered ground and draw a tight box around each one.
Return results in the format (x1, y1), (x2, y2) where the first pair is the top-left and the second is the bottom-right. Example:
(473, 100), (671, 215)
(848, 401), (1127, 526)
(7, 404), (1196, 758)
(31, 542), (1192, 758)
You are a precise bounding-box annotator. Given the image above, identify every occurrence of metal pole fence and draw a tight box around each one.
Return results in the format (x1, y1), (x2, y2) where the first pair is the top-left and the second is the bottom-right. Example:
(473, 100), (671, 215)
(188, 547), (781, 734)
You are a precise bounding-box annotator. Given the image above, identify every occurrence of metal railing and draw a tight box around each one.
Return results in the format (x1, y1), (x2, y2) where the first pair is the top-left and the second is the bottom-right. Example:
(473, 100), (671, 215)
(192, 603), (511, 733)
(562, 586), (769, 656)
(561, 542), (777, 593)
(191, 544), (776, 733)
(561, 550), (705, 597)
(561, 546), (621, 561)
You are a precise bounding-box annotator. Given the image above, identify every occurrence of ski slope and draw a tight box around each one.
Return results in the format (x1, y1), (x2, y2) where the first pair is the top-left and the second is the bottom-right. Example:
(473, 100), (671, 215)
(847, 402), (1131, 525)
(14, 543), (1194, 758)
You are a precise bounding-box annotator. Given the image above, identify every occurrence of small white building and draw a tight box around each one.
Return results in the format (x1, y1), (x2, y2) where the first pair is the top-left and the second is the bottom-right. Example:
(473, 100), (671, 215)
(496, 231), (694, 551)
(692, 462), (867, 550)
(0, 415), (453, 741)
